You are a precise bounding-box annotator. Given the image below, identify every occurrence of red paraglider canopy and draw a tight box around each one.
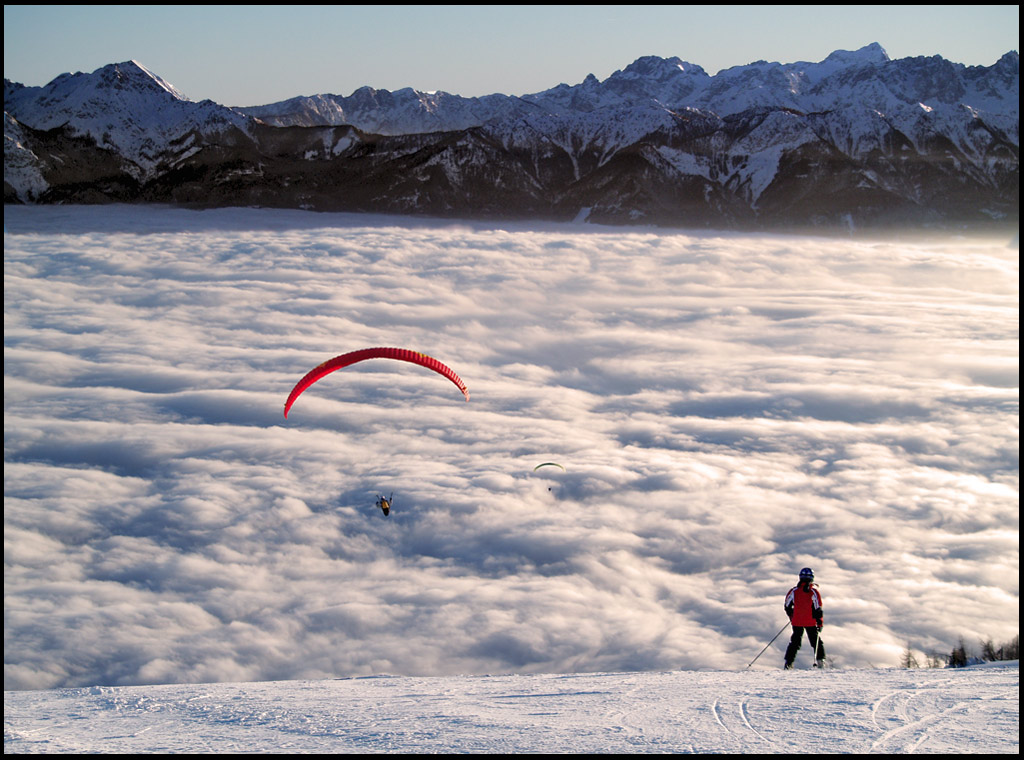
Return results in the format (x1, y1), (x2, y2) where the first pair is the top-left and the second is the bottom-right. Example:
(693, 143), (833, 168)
(284, 347), (469, 417)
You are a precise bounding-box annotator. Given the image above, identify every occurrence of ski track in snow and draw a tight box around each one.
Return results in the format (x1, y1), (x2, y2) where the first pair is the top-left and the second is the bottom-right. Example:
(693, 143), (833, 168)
(867, 674), (1017, 754)
(4, 666), (1018, 754)
(710, 697), (770, 751)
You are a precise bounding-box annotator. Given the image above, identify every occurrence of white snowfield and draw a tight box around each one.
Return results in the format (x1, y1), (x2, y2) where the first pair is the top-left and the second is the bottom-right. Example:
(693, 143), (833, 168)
(4, 663), (1018, 754)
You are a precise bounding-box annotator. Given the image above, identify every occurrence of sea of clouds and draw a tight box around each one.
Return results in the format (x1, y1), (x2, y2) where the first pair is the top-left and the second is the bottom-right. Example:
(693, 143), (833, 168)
(4, 205), (1018, 690)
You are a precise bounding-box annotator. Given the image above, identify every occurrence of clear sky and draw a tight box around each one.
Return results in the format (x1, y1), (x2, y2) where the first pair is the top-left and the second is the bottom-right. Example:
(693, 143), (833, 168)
(3, 5), (1020, 106)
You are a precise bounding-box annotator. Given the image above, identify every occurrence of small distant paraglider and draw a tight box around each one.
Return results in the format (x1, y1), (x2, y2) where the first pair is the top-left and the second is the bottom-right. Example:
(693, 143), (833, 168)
(284, 346), (470, 418)
(375, 492), (393, 517)
(533, 462), (565, 493)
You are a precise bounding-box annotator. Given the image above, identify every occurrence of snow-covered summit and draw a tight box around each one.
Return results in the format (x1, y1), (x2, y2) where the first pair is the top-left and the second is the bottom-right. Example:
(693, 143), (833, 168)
(618, 54), (706, 77)
(818, 41), (891, 69)
(4, 60), (254, 179)
(10, 60), (192, 120)
(103, 59), (192, 101)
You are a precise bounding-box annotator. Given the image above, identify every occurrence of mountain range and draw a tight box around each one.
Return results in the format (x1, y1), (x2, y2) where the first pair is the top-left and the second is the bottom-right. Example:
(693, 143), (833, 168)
(4, 44), (1019, 230)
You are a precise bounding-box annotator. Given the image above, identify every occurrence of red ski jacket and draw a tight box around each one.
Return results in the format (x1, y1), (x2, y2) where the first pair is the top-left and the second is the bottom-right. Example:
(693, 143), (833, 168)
(785, 583), (823, 627)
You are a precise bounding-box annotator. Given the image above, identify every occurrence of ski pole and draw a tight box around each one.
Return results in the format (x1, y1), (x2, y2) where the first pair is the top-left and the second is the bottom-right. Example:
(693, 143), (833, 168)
(746, 621), (790, 669)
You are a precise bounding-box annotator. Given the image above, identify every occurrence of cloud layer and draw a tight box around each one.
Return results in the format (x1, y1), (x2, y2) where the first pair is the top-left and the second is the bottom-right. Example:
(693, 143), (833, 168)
(4, 206), (1018, 689)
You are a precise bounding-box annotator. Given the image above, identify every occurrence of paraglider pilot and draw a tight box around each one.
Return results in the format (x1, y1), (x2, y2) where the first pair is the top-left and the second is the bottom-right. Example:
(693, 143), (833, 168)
(783, 567), (826, 668)
(375, 493), (392, 517)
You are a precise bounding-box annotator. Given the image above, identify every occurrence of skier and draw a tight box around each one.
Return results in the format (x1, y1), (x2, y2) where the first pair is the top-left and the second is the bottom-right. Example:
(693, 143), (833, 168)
(783, 567), (826, 669)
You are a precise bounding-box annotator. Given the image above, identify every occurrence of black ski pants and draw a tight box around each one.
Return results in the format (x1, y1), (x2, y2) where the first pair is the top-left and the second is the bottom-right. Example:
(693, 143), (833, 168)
(784, 626), (825, 666)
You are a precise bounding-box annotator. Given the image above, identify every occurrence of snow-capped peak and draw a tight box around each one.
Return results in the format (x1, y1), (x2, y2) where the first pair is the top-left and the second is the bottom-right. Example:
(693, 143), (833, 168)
(822, 42), (891, 67)
(66, 60), (194, 104)
(4, 60), (253, 180)
(615, 55), (709, 80)
(124, 59), (191, 101)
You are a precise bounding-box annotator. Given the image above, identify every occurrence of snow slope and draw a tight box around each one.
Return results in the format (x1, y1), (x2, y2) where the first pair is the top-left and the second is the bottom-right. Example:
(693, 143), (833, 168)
(3, 663), (1018, 753)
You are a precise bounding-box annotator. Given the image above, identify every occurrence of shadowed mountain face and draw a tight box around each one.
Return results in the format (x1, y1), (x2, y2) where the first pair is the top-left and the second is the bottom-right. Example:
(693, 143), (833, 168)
(4, 48), (1019, 230)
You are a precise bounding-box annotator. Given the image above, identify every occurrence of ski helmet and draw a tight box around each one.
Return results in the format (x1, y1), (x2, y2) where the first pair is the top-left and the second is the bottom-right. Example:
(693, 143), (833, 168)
(799, 567), (814, 581)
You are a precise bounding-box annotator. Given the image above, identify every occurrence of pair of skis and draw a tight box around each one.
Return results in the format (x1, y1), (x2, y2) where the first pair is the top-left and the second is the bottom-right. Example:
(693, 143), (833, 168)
(746, 623), (828, 670)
